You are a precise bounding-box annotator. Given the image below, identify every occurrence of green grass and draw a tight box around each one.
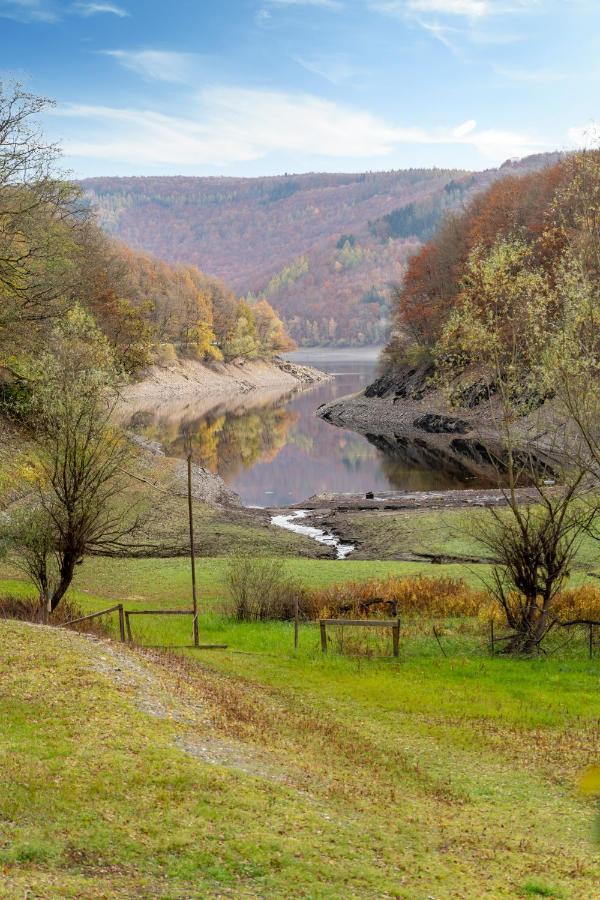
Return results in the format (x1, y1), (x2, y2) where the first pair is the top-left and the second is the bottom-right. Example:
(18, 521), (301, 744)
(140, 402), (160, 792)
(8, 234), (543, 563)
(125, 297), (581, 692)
(3, 526), (600, 895)
(343, 507), (600, 577)
(2, 602), (600, 896)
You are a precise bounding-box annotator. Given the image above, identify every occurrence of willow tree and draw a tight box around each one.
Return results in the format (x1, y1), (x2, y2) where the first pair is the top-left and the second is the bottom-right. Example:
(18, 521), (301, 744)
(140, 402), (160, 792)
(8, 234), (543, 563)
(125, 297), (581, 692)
(5, 307), (139, 617)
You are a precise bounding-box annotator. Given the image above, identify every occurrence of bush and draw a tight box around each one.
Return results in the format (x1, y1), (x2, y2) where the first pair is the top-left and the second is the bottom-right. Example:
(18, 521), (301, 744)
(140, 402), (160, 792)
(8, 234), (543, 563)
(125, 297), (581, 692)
(310, 575), (486, 621)
(0, 594), (107, 635)
(482, 584), (600, 626)
(154, 342), (178, 366)
(224, 555), (313, 621)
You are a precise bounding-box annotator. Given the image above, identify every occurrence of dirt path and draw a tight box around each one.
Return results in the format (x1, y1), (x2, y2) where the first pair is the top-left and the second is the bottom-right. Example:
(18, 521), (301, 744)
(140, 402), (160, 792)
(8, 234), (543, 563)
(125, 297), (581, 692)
(33, 623), (296, 786)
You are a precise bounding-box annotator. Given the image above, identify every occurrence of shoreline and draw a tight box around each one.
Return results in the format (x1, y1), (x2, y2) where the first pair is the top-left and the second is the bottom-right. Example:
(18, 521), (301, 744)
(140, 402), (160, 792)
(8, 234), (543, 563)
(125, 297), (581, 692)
(120, 355), (331, 410)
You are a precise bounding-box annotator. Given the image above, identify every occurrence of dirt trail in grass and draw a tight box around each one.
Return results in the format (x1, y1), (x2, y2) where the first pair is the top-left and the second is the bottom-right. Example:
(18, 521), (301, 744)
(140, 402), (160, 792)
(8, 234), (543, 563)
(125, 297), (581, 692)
(35, 624), (296, 786)
(91, 634), (296, 785)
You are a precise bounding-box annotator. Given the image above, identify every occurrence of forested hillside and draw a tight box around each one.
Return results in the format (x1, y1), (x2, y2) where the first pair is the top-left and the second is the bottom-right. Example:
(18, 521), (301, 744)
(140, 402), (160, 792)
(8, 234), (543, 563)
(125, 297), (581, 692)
(0, 90), (292, 387)
(82, 154), (560, 347)
(378, 149), (600, 419)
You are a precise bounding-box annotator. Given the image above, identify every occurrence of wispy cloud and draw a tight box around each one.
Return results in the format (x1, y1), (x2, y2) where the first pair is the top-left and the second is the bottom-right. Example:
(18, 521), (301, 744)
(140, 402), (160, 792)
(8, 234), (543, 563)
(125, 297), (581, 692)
(406, 0), (490, 15)
(74, 2), (129, 17)
(370, 0), (542, 22)
(293, 54), (362, 84)
(101, 50), (195, 83)
(0, 0), (129, 21)
(0, 0), (57, 22)
(52, 88), (544, 170)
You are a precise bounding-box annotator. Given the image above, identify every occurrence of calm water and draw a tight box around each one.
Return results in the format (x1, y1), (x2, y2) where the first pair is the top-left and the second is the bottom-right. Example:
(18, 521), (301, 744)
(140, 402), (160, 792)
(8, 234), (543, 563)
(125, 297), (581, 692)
(127, 348), (490, 507)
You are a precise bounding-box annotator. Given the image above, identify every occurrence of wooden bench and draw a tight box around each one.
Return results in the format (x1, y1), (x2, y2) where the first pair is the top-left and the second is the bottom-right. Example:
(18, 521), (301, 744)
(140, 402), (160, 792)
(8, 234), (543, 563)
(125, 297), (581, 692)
(319, 618), (401, 657)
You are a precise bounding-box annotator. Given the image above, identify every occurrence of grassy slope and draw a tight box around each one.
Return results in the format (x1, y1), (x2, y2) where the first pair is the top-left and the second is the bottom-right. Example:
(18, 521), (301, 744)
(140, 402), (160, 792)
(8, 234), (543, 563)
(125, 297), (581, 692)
(2, 612), (600, 898)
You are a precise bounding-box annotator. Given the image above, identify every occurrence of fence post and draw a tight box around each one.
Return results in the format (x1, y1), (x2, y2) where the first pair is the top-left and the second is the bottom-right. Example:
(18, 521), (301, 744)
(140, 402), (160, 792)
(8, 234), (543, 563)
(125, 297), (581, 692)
(490, 619), (495, 655)
(118, 604), (125, 643)
(590, 623), (593, 660)
(125, 611), (133, 644)
(392, 619), (400, 658)
(294, 597), (299, 650)
(320, 620), (327, 653)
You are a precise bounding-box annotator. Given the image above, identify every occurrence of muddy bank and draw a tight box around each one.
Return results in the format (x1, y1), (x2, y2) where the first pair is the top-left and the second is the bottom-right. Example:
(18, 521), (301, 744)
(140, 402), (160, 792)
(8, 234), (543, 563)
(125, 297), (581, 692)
(289, 486), (544, 512)
(120, 356), (331, 411)
(272, 486), (550, 561)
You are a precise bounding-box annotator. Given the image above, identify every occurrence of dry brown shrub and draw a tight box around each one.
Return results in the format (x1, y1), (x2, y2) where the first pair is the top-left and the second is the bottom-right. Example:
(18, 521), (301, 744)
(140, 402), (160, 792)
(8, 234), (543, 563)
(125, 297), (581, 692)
(479, 584), (600, 626)
(310, 575), (486, 620)
(0, 594), (108, 635)
(224, 555), (318, 621)
(553, 585), (600, 622)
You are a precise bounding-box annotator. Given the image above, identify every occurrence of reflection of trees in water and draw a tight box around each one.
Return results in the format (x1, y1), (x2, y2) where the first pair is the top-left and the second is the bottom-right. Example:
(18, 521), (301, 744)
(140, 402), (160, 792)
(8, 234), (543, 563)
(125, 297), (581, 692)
(144, 406), (298, 481)
(367, 433), (496, 491)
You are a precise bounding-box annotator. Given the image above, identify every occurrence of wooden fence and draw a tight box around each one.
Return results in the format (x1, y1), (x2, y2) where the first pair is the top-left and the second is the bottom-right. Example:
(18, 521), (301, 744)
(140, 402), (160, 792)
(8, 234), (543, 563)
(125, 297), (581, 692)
(319, 618), (401, 657)
(63, 604), (126, 642)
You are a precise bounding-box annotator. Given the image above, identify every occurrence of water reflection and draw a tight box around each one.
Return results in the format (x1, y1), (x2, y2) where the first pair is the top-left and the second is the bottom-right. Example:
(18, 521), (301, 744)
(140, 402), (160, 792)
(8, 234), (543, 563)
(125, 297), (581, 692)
(124, 349), (493, 506)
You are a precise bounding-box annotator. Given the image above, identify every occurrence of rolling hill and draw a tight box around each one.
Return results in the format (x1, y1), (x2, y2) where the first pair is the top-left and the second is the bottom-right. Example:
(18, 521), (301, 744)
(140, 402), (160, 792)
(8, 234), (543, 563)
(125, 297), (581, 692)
(82, 153), (560, 347)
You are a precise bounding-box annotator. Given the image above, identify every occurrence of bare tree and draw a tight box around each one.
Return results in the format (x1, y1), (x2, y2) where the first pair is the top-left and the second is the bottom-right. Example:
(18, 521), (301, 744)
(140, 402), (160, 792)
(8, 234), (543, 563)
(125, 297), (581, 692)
(0, 80), (84, 352)
(476, 467), (598, 653)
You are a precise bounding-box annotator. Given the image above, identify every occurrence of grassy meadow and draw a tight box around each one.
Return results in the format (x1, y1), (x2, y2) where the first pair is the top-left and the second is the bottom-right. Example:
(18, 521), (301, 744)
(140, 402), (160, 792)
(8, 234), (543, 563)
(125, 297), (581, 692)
(2, 543), (600, 897)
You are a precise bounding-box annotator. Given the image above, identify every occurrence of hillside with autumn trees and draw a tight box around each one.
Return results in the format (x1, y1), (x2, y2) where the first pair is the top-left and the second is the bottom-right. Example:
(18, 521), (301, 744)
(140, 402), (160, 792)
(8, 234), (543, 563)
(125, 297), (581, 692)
(81, 155), (559, 348)
(377, 150), (600, 413)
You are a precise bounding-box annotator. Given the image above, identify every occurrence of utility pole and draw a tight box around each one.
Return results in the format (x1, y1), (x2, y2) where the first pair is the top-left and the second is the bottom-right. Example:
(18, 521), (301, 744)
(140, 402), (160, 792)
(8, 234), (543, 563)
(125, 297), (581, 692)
(185, 432), (199, 647)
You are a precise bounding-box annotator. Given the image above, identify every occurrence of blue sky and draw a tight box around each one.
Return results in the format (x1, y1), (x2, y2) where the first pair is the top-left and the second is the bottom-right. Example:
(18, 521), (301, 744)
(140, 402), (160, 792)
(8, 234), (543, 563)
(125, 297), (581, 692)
(0, 0), (597, 176)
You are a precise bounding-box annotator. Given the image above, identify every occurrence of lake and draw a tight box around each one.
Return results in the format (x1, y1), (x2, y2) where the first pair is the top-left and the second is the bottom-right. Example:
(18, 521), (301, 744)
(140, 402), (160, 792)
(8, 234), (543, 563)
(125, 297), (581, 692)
(126, 348), (493, 507)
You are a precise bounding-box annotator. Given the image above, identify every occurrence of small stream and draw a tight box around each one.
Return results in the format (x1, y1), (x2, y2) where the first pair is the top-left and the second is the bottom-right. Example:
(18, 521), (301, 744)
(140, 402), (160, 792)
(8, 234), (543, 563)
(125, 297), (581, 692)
(271, 510), (355, 560)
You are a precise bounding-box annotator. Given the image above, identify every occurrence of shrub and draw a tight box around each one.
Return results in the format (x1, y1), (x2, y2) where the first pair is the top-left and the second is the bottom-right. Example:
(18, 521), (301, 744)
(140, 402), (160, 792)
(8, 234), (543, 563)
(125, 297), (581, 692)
(0, 594), (107, 634)
(310, 575), (486, 621)
(554, 585), (600, 622)
(224, 555), (314, 621)
(154, 342), (178, 366)
(479, 584), (600, 632)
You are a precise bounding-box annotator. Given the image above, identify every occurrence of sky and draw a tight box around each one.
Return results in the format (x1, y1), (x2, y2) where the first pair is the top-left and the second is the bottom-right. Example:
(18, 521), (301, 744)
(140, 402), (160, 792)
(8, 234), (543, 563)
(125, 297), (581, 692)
(0, 0), (598, 177)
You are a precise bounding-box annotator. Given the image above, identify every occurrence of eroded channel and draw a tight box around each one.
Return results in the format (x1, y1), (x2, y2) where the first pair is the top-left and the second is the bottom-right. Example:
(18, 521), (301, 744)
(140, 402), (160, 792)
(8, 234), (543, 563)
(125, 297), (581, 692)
(270, 510), (355, 560)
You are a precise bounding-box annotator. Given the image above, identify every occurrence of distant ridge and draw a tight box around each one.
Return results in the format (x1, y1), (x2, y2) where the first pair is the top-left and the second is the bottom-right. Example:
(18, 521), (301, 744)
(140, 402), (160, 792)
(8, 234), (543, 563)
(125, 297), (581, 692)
(82, 152), (561, 347)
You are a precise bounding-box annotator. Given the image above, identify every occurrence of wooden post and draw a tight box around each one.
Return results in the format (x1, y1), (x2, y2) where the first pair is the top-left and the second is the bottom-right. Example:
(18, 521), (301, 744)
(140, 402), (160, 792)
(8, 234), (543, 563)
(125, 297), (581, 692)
(125, 611), (133, 644)
(320, 620), (327, 653)
(490, 619), (495, 655)
(589, 623), (593, 660)
(187, 451), (199, 648)
(118, 604), (126, 643)
(392, 619), (400, 658)
(294, 597), (299, 650)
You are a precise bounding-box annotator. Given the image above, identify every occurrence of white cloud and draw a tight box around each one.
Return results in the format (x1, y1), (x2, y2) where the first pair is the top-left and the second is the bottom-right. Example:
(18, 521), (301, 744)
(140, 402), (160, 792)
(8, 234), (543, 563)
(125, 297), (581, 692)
(454, 118), (477, 137)
(0, 0), (57, 22)
(101, 50), (195, 83)
(0, 0), (129, 20)
(294, 54), (362, 84)
(407, 0), (490, 15)
(74, 2), (129, 16)
(370, 0), (541, 19)
(52, 87), (544, 170)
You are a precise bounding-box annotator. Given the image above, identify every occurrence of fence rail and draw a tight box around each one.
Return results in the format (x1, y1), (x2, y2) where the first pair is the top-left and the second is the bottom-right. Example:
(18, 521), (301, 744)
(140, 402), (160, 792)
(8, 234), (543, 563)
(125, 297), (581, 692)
(63, 604), (126, 642)
(319, 618), (401, 657)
